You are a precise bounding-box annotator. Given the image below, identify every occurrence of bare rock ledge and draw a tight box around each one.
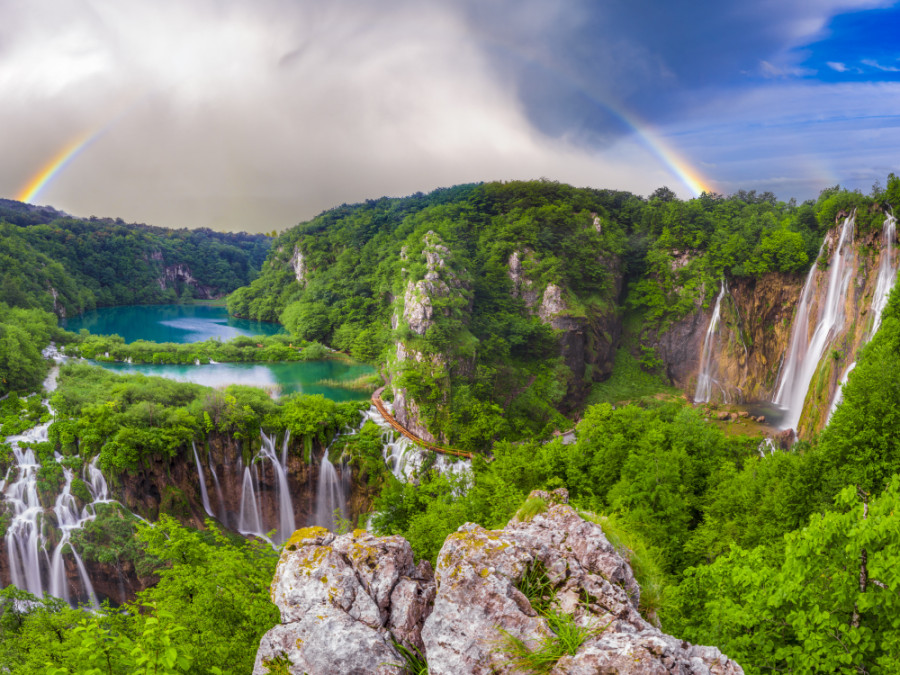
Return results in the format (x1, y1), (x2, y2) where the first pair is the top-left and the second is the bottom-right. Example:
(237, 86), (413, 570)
(254, 490), (743, 675)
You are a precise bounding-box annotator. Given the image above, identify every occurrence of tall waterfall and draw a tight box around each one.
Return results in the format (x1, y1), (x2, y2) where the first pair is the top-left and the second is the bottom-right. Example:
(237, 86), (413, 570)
(868, 211), (897, 339)
(773, 213), (856, 431)
(694, 281), (727, 403)
(259, 431), (296, 543)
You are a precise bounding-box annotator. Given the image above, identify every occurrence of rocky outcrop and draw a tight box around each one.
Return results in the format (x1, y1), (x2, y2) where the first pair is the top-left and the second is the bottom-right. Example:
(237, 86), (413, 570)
(510, 249), (622, 408)
(289, 246), (307, 285)
(255, 490), (743, 675)
(253, 528), (435, 675)
(156, 263), (217, 299)
(390, 231), (472, 443)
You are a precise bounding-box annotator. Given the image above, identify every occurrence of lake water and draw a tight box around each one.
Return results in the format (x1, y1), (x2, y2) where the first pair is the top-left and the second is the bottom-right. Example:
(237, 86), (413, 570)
(63, 304), (285, 344)
(98, 361), (374, 402)
(65, 305), (372, 402)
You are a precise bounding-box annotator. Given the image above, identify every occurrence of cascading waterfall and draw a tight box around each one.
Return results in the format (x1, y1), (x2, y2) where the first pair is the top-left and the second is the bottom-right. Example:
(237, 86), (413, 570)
(314, 452), (347, 531)
(259, 431), (296, 542)
(192, 441), (214, 518)
(867, 210), (897, 339)
(3, 409), (107, 607)
(694, 281), (727, 403)
(234, 430), (296, 545)
(774, 213), (856, 431)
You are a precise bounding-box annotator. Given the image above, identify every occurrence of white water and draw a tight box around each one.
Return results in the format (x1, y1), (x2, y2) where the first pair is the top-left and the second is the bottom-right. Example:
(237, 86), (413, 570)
(259, 431), (296, 542)
(207, 449), (227, 523)
(192, 442), (214, 518)
(826, 361), (857, 423)
(3, 408), (105, 608)
(774, 213), (856, 431)
(314, 452), (347, 531)
(694, 281), (727, 403)
(867, 211), (897, 340)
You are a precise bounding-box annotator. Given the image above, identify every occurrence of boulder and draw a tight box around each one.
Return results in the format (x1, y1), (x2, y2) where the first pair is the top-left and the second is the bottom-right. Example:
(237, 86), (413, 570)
(253, 527), (435, 675)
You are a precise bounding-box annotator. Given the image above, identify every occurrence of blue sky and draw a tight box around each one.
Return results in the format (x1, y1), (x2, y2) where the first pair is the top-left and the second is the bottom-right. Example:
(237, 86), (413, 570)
(0, 0), (897, 231)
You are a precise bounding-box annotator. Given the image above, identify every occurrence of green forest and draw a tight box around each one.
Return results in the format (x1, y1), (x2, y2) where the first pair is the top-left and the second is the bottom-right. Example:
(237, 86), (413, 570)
(1, 176), (900, 674)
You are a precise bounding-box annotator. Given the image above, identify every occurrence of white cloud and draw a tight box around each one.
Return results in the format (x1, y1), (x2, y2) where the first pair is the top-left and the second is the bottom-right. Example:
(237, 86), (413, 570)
(862, 59), (900, 72)
(827, 61), (849, 72)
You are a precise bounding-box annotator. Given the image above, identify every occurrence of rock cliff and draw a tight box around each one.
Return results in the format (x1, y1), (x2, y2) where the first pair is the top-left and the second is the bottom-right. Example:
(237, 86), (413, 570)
(254, 489), (743, 675)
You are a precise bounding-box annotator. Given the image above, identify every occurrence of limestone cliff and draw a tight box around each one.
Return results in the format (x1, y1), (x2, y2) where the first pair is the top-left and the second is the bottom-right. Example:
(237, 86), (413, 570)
(389, 231), (473, 444)
(254, 489), (743, 675)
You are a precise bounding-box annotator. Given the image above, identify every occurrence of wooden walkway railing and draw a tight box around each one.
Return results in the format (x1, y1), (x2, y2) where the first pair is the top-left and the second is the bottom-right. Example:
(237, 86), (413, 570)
(371, 388), (474, 460)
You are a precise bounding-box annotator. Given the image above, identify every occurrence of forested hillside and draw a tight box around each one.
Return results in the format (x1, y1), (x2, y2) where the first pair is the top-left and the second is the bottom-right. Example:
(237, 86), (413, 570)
(0, 199), (271, 317)
(228, 178), (900, 449)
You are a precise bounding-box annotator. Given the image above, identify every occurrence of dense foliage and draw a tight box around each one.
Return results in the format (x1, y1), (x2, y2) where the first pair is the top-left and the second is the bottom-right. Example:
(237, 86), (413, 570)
(0, 199), (270, 316)
(0, 517), (278, 675)
(227, 180), (893, 449)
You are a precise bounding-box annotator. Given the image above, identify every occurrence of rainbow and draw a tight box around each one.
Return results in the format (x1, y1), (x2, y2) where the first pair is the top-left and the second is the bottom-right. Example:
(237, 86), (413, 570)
(16, 130), (99, 204)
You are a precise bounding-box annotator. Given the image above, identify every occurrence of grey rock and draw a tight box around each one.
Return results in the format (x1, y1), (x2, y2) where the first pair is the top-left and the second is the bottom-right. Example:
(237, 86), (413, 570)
(253, 527), (435, 675)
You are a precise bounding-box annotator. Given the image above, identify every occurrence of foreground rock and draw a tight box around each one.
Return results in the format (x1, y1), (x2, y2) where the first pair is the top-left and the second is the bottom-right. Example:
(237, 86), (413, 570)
(253, 527), (435, 675)
(255, 491), (743, 674)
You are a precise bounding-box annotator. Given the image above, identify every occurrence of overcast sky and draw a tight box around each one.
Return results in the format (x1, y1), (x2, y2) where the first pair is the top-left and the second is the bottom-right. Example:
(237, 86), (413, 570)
(1, 0), (898, 232)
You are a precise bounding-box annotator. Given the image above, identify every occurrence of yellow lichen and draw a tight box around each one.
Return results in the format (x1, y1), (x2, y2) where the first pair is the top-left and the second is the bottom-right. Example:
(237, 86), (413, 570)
(284, 526), (329, 549)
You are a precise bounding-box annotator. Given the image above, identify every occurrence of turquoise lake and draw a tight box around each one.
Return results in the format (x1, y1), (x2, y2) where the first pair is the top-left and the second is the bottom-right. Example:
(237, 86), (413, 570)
(63, 304), (285, 344)
(98, 361), (373, 402)
(65, 305), (373, 402)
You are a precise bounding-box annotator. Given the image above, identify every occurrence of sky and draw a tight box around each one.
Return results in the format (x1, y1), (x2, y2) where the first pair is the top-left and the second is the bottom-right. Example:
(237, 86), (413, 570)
(1, 0), (898, 233)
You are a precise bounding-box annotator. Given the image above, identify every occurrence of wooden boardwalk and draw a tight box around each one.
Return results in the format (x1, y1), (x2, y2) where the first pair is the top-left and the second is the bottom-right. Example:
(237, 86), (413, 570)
(371, 388), (474, 460)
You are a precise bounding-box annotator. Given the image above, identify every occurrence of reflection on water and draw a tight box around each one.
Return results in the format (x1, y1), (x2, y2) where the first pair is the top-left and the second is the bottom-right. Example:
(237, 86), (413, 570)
(63, 305), (284, 344)
(96, 360), (373, 402)
(739, 401), (787, 427)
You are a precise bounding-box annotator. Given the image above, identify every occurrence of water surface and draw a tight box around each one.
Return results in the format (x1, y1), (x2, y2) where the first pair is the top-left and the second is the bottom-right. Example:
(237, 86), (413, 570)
(97, 360), (374, 402)
(64, 305), (284, 343)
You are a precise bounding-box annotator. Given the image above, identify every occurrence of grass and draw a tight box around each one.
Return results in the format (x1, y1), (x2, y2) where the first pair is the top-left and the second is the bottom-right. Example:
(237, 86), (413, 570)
(389, 639), (429, 675)
(516, 560), (555, 615)
(580, 511), (669, 624)
(514, 497), (548, 523)
(586, 347), (676, 406)
(315, 373), (381, 392)
(498, 610), (609, 674)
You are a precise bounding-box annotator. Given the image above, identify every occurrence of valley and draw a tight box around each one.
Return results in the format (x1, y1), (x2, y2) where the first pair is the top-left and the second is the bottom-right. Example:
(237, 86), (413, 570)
(1, 178), (900, 673)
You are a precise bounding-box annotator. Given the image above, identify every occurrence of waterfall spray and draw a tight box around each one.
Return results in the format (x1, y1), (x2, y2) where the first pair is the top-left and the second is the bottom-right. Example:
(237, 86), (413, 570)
(694, 281), (727, 403)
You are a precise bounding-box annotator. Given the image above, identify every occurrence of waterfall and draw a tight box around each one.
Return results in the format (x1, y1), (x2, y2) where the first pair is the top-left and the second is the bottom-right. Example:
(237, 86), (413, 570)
(237, 467), (264, 539)
(259, 431), (296, 542)
(773, 213), (856, 431)
(207, 450), (227, 523)
(694, 281), (727, 403)
(192, 441), (214, 518)
(868, 211), (897, 339)
(3, 411), (109, 607)
(314, 452), (347, 531)
(826, 361), (857, 423)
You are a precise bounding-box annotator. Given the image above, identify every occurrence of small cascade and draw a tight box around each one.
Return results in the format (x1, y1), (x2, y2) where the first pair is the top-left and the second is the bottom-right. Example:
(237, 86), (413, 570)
(207, 450), (227, 523)
(826, 361), (857, 423)
(774, 213), (856, 430)
(868, 211), (897, 339)
(192, 441), (214, 518)
(757, 437), (778, 458)
(360, 403), (471, 483)
(237, 467), (265, 539)
(314, 452), (348, 531)
(83, 456), (110, 504)
(694, 281), (727, 403)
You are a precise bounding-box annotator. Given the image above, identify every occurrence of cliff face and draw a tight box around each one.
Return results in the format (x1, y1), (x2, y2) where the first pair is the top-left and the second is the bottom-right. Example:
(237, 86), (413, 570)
(254, 489), (743, 675)
(527, 258), (623, 408)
